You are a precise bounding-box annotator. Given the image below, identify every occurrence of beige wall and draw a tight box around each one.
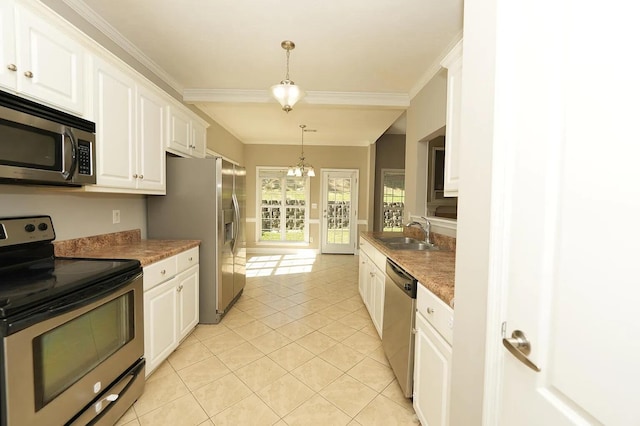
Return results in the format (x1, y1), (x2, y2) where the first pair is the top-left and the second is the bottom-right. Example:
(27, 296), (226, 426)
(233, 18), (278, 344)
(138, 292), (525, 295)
(405, 69), (447, 220)
(373, 134), (406, 231)
(0, 185), (147, 241)
(243, 144), (371, 250)
(206, 121), (245, 165)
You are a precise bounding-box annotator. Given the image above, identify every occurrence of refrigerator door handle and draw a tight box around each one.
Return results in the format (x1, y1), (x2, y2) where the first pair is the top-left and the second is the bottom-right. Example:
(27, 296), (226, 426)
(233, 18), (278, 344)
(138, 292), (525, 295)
(231, 193), (240, 254)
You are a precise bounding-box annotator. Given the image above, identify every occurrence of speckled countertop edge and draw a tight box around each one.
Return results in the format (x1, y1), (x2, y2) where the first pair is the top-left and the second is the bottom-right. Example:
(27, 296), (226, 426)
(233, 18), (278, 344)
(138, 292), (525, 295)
(360, 231), (455, 308)
(54, 230), (200, 267)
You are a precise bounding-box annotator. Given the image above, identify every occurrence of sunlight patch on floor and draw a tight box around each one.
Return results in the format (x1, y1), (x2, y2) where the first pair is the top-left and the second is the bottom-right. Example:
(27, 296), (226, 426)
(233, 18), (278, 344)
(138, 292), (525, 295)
(246, 252), (317, 277)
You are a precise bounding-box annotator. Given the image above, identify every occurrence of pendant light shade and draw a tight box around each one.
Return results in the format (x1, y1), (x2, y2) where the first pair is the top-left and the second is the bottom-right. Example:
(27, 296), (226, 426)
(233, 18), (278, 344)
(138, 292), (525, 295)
(271, 40), (305, 113)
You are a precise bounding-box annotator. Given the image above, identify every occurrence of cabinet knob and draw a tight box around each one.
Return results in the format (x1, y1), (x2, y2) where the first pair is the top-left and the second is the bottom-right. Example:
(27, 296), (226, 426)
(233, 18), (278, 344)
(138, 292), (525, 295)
(7, 64), (17, 72)
(133, 174), (138, 178)
(139, 174), (143, 179)
(177, 284), (183, 292)
(160, 269), (166, 275)
(188, 256), (193, 261)
(426, 307), (435, 314)
(24, 70), (33, 78)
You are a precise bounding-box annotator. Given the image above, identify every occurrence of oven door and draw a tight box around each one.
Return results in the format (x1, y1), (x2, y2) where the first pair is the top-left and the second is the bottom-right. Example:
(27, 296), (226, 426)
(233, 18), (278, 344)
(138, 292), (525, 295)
(2, 273), (143, 426)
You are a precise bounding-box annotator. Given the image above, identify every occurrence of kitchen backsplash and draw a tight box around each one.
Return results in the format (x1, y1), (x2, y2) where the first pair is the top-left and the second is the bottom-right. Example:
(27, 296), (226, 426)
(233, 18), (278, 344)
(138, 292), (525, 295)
(404, 225), (456, 251)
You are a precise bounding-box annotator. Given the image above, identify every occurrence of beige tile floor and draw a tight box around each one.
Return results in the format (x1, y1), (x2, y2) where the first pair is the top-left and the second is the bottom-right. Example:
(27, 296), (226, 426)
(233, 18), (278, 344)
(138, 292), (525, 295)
(116, 253), (419, 426)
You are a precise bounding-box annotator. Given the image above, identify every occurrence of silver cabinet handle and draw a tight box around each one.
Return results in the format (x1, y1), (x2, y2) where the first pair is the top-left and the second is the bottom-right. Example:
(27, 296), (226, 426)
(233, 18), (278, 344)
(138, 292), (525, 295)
(7, 64), (17, 71)
(502, 330), (541, 372)
(24, 70), (33, 78)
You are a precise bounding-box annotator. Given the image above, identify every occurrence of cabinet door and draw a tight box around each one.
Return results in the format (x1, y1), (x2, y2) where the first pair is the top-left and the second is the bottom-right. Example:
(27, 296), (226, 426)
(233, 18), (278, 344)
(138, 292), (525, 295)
(413, 313), (452, 426)
(358, 253), (369, 301)
(0, 1), (16, 91)
(144, 277), (179, 376)
(93, 58), (136, 189)
(441, 41), (462, 197)
(137, 84), (166, 192)
(167, 105), (191, 156)
(177, 265), (199, 341)
(191, 120), (207, 158)
(371, 267), (385, 338)
(14, 4), (84, 115)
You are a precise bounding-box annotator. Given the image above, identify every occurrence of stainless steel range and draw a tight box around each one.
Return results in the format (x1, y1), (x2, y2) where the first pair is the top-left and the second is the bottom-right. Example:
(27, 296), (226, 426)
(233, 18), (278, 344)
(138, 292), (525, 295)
(0, 216), (145, 426)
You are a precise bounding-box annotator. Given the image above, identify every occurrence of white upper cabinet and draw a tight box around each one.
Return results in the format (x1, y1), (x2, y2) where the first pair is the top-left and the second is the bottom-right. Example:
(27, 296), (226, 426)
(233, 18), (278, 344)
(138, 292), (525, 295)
(91, 56), (166, 194)
(440, 39), (463, 197)
(137, 83), (166, 192)
(1, 0), (85, 115)
(167, 103), (208, 158)
(93, 57), (137, 190)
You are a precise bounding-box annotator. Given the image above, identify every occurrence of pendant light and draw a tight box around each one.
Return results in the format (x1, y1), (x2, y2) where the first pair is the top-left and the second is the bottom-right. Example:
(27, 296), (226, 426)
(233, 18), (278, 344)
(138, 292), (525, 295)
(271, 40), (305, 113)
(288, 124), (315, 177)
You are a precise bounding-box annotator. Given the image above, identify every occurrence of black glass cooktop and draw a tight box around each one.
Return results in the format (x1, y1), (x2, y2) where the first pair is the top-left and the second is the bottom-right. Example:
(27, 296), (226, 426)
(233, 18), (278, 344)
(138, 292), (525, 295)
(0, 257), (141, 318)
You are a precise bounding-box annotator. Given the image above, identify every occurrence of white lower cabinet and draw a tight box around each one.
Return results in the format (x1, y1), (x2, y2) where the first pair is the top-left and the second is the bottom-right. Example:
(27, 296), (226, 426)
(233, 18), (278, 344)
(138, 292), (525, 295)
(143, 247), (199, 376)
(414, 284), (454, 426)
(358, 237), (385, 337)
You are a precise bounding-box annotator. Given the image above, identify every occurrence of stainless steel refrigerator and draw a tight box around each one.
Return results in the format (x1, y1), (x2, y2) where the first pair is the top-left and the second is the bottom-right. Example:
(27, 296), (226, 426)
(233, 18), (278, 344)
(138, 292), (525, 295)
(147, 156), (246, 323)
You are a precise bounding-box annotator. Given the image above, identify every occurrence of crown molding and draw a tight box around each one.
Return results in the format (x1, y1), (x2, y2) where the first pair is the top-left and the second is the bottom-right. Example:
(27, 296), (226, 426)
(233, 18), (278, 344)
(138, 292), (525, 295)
(409, 30), (463, 99)
(61, 0), (184, 93)
(183, 89), (409, 108)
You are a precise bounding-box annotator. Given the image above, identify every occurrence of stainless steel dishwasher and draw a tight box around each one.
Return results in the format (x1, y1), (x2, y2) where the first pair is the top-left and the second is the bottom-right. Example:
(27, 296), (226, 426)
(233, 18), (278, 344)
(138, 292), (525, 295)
(382, 258), (418, 398)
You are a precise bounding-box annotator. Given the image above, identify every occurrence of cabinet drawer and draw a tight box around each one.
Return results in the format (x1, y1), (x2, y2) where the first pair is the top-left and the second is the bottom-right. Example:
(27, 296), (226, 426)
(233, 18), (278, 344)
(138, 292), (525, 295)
(143, 256), (178, 291)
(373, 250), (387, 272)
(417, 284), (454, 345)
(359, 237), (373, 259)
(177, 247), (199, 272)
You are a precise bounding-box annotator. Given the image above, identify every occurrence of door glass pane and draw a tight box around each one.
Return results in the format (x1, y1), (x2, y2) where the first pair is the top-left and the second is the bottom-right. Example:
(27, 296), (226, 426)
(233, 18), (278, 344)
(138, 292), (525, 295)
(261, 177), (282, 240)
(326, 177), (352, 245)
(382, 171), (405, 231)
(285, 177), (305, 241)
(33, 292), (134, 409)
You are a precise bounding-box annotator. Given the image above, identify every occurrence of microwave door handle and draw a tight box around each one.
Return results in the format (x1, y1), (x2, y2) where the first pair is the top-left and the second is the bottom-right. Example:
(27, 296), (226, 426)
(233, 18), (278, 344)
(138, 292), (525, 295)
(61, 128), (78, 181)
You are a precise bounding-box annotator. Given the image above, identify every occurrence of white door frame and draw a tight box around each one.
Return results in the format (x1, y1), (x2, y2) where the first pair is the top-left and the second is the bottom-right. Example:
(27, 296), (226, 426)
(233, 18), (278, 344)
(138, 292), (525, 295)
(320, 168), (359, 254)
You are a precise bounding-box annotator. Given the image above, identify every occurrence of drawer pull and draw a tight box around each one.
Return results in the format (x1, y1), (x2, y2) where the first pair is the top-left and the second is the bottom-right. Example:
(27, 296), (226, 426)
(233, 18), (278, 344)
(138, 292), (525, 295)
(7, 64), (17, 71)
(188, 256), (193, 261)
(160, 269), (166, 275)
(24, 70), (33, 78)
(177, 284), (183, 292)
(426, 307), (434, 314)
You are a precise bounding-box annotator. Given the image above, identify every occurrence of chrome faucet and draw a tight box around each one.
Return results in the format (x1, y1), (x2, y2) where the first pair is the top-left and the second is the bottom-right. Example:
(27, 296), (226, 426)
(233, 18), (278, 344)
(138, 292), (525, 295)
(405, 217), (432, 245)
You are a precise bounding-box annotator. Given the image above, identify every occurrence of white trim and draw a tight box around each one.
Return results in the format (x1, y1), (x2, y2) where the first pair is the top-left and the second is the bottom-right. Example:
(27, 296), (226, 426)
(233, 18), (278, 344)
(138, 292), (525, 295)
(357, 219), (368, 225)
(245, 217), (256, 223)
(409, 31), (464, 99)
(248, 247), (320, 255)
(60, 0), (184, 94)
(424, 216), (457, 231)
(183, 89), (409, 108)
(205, 148), (239, 165)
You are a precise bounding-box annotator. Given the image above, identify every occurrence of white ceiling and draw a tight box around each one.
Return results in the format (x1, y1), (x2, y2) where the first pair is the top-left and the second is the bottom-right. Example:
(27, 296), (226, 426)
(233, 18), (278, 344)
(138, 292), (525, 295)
(64, 0), (463, 146)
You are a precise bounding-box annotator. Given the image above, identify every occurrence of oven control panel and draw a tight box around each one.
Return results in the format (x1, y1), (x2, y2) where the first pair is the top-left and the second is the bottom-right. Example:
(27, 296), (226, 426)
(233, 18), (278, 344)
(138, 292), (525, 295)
(0, 215), (55, 248)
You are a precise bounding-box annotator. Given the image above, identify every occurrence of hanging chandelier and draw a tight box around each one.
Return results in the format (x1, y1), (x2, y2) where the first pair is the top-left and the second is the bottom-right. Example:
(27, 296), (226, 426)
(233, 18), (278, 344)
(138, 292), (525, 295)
(270, 40), (305, 113)
(288, 124), (315, 177)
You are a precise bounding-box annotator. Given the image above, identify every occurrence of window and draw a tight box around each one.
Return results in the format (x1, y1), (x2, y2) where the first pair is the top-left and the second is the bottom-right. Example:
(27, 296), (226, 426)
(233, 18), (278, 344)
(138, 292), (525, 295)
(381, 169), (405, 231)
(258, 168), (309, 242)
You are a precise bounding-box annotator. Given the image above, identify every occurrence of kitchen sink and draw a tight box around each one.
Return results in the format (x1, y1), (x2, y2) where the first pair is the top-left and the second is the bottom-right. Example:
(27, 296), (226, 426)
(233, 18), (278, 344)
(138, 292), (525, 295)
(376, 236), (439, 251)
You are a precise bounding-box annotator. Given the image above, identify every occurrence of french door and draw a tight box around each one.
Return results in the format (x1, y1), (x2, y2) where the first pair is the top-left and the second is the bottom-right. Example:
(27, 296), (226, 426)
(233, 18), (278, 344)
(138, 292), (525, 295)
(321, 169), (358, 254)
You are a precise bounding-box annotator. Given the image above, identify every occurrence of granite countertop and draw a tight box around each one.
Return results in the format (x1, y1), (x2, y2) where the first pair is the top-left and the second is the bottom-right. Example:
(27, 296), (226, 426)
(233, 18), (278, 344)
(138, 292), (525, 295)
(54, 229), (200, 267)
(360, 231), (455, 308)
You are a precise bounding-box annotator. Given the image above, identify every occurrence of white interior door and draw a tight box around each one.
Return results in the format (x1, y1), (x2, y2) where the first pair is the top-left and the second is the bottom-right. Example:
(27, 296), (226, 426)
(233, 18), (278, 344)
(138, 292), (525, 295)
(488, 1), (640, 424)
(321, 169), (358, 254)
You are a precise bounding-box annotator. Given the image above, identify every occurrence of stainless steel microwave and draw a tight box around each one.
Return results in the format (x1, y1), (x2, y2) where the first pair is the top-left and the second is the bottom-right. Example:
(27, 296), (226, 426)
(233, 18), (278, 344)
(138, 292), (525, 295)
(0, 90), (96, 186)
